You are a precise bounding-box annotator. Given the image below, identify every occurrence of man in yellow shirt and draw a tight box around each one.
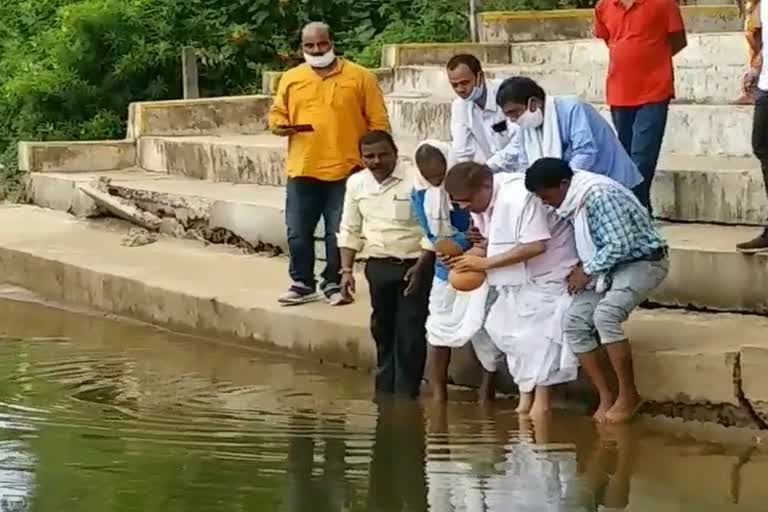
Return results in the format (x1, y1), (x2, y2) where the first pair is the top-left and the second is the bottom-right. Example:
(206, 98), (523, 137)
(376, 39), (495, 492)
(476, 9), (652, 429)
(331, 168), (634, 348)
(338, 131), (434, 398)
(269, 22), (390, 306)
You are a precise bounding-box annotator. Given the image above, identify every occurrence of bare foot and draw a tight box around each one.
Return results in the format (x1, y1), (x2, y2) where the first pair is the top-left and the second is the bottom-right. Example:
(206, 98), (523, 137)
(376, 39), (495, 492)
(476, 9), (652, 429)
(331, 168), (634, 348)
(431, 386), (448, 404)
(606, 394), (644, 424)
(593, 397), (615, 424)
(529, 403), (551, 422)
(515, 392), (533, 415)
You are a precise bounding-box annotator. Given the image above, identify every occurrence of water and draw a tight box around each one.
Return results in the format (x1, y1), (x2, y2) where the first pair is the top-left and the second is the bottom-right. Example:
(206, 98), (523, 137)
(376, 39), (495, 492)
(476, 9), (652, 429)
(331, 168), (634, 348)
(0, 296), (764, 512)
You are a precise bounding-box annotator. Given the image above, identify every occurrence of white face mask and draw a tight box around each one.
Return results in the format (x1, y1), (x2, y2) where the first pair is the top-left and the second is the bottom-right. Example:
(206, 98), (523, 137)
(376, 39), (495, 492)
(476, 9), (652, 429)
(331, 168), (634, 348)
(464, 81), (485, 103)
(303, 49), (336, 68)
(516, 102), (543, 130)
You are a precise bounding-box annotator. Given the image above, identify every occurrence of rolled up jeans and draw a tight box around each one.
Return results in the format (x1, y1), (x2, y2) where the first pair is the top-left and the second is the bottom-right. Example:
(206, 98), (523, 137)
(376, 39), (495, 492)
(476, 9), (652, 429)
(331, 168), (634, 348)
(564, 258), (670, 355)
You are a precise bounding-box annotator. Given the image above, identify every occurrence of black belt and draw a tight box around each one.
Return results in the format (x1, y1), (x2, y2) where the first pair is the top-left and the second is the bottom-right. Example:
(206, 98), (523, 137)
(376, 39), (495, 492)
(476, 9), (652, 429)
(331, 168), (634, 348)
(367, 256), (418, 265)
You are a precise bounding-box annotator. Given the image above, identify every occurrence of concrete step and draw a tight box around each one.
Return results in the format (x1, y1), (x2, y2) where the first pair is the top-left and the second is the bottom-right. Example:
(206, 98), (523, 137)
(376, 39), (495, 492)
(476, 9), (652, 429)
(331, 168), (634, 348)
(124, 94), (756, 157)
(0, 205), (766, 427)
(26, 169), (768, 315)
(386, 94), (754, 157)
(135, 135), (768, 225)
(393, 62), (744, 104)
(477, 5), (740, 43)
(385, 32), (746, 67)
(24, 134), (767, 225)
(27, 169), (290, 251)
(137, 134), (420, 186)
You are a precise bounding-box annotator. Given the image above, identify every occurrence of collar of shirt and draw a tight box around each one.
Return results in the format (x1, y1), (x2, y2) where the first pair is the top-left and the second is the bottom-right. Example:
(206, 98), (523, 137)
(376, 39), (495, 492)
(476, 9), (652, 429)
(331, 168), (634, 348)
(610, 0), (645, 8)
(477, 79), (502, 114)
(360, 165), (407, 193)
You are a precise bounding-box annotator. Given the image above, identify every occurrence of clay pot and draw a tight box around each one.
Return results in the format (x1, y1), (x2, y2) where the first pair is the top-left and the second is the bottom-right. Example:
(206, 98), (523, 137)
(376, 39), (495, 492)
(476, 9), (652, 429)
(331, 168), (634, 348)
(449, 269), (486, 292)
(435, 238), (463, 257)
(466, 246), (485, 257)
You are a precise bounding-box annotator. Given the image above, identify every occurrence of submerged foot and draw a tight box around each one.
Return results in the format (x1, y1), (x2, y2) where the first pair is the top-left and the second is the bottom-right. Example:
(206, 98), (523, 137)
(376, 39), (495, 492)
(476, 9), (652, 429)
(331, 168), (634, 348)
(529, 404), (552, 422)
(606, 394), (644, 424)
(593, 397), (615, 424)
(515, 392), (533, 415)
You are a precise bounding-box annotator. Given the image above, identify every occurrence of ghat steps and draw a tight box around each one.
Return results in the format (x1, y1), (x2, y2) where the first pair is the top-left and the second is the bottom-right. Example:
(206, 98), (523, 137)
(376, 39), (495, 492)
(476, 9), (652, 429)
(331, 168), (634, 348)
(14, 13), (768, 425)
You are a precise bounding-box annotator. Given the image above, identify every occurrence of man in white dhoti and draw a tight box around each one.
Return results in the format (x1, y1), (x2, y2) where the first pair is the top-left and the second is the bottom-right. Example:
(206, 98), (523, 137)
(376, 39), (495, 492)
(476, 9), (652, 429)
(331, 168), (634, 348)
(444, 161), (580, 419)
(411, 140), (502, 403)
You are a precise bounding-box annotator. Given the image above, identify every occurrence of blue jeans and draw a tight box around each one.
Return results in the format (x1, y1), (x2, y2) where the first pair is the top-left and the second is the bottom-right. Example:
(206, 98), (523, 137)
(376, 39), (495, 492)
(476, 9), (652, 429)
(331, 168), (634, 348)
(611, 101), (670, 214)
(285, 177), (346, 291)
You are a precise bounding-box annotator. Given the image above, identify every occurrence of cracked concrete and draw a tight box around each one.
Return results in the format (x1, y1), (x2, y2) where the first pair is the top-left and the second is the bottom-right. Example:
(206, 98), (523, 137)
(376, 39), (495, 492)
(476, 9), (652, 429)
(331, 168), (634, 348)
(0, 205), (766, 428)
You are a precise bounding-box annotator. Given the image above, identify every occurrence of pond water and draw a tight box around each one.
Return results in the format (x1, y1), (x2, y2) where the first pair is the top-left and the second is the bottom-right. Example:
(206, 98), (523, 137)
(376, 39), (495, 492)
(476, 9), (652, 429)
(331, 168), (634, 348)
(0, 295), (764, 512)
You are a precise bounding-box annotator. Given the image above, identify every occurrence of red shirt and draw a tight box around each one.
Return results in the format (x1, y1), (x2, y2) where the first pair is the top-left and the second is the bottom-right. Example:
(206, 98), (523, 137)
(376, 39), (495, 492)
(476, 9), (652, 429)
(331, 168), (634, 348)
(595, 0), (686, 107)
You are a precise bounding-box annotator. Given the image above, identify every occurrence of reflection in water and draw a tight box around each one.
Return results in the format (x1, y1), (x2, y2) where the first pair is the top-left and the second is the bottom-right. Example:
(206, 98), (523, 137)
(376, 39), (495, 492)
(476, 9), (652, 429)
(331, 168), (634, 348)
(0, 298), (762, 511)
(367, 401), (427, 512)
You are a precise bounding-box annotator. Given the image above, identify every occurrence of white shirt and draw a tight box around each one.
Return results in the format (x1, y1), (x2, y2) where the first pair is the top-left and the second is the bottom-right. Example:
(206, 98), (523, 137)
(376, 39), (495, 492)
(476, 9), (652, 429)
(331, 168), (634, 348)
(482, 176), (578, 286)
(450, 79), (523, 173)
(759, 0), (768, 90)
(337, 165), (424, 260)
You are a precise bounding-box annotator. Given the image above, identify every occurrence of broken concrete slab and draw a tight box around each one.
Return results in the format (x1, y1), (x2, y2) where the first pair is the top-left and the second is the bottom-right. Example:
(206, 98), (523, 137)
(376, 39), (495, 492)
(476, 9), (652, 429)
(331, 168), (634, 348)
(27, 170), (768, 315)
(26, 173), (100, 217)
(478, 5), (741, 43)
(18, 140), (136, 173)
(739, 345), (768, 426)
(79, 182), (161, 231)
(0, 205), (767, 426)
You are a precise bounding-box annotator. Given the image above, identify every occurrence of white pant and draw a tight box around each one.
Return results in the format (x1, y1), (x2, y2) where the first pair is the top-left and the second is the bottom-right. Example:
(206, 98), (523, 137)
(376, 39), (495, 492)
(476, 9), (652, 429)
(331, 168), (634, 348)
(426, 277), (501, 372)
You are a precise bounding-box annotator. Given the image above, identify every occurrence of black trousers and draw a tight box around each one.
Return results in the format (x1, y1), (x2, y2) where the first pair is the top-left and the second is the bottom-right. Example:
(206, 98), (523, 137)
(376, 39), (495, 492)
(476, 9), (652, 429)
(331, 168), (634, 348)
(752, 90), (768, 221)
(364, 258), (432, 398)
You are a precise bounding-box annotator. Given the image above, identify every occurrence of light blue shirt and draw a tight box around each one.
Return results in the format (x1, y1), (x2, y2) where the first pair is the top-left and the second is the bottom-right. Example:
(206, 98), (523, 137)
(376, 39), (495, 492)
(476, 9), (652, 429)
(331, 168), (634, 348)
(552, 96), (643, 190)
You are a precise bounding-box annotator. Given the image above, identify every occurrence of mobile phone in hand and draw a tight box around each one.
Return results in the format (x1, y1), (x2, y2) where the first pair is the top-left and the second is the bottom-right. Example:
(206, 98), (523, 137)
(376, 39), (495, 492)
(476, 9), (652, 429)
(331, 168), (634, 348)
(278, 124), (314, 132)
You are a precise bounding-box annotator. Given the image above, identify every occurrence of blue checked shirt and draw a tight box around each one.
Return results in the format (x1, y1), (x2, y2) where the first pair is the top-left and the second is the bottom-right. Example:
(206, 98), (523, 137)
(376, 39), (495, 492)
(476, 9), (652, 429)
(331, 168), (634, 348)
(582, 185), (667, 276)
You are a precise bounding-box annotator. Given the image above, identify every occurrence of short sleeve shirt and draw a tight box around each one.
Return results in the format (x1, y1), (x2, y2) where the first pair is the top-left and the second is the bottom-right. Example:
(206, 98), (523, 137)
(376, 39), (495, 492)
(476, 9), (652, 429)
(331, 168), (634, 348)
(595, 0), (685, 107)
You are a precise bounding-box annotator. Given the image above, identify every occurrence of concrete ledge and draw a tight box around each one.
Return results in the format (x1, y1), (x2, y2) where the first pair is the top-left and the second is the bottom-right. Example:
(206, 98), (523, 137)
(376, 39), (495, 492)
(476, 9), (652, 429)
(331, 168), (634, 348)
(1, 205), (767, 425)
(381, 43), (511, 67)
(655, 223), (768, 314)
(393, 62), (744, 104)
(130, 96), (272, 138)
(138, 134), (288, 185)
(18, 140), (136, 173)
(27, 169), (768, 314)
(478, 5), (741, 43)
(653, 156), (767, 225)
(386, 96), (754, 156)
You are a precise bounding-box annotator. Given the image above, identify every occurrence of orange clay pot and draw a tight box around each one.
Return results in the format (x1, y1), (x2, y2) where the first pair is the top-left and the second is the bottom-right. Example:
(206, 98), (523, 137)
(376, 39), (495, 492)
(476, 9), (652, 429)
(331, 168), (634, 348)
(434, 238), (463, 257)
(448, 269), (486, 292)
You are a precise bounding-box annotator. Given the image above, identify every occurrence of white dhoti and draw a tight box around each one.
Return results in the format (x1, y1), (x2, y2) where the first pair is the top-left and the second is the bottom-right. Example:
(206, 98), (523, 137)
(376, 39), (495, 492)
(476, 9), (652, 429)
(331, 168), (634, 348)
(426, 277), (501, 372)
(485, 280), (578, 393)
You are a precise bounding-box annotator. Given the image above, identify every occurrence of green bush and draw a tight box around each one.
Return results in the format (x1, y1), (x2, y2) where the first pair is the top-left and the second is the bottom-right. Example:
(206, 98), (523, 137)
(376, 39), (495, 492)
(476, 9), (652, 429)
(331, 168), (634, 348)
(0, 0), (472, 196)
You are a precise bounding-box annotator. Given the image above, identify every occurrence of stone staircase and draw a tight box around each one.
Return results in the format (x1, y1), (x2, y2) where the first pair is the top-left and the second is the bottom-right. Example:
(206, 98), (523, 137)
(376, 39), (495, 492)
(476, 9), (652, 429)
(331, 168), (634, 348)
(17, 6), (768, 424)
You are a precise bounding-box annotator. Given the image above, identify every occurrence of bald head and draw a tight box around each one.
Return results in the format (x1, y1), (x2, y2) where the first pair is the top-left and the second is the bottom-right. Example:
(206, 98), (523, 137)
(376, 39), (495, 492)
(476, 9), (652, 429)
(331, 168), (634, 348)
(302, 22), (331, 40)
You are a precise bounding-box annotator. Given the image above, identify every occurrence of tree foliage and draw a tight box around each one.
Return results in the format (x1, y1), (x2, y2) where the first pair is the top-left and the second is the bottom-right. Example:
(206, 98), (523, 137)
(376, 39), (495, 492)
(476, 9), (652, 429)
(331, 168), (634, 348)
(0, 0), (576, 196)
